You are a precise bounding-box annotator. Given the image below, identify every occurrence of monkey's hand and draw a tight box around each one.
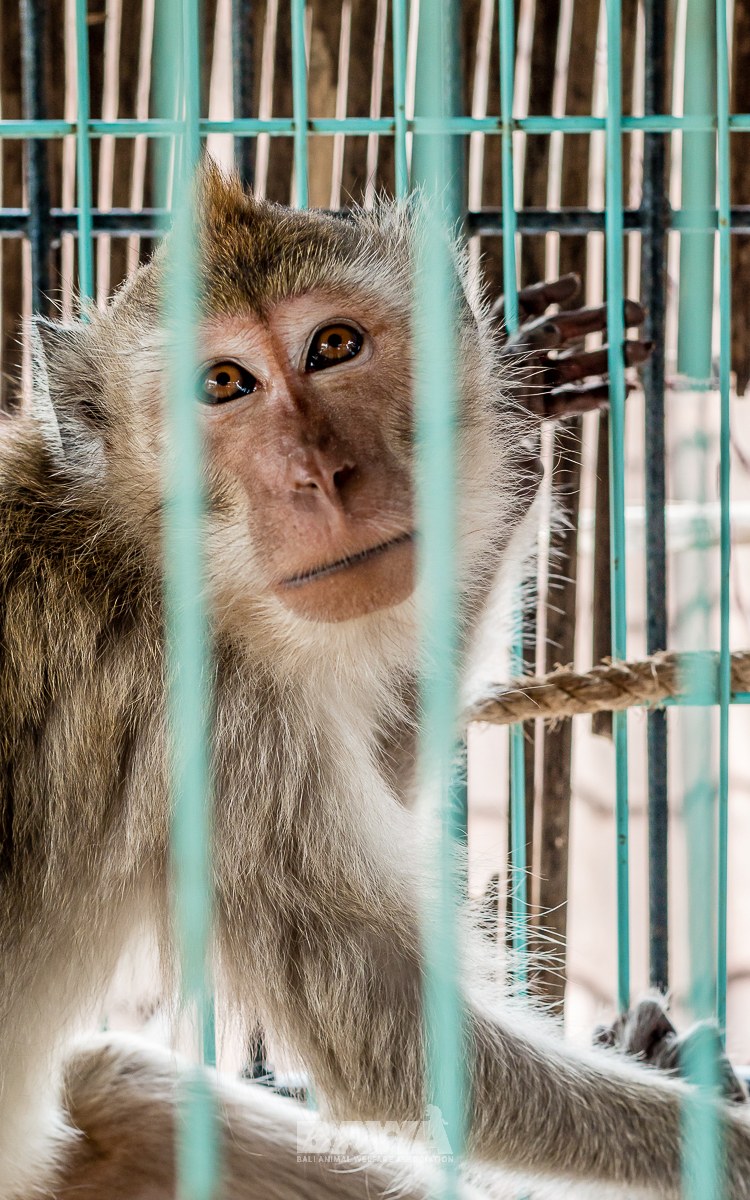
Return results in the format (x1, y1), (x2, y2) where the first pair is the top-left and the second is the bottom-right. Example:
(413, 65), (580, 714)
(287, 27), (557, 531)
(594, 994), (749, 1105)
(492, 273), (653, 420)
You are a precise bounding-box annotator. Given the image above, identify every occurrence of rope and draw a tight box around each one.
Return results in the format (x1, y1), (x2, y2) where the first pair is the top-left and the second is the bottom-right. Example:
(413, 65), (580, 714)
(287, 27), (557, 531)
(468, 650), (750, 726)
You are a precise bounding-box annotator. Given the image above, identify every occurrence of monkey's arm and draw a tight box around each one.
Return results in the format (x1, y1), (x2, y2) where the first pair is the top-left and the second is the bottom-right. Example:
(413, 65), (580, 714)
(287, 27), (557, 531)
(493, 273), (653, 419)
(231, 780), (750, 1199)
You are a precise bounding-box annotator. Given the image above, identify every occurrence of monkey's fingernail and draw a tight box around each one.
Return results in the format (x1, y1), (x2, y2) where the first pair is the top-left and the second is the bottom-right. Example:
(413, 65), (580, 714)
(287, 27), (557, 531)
(624, 299), (646, 325)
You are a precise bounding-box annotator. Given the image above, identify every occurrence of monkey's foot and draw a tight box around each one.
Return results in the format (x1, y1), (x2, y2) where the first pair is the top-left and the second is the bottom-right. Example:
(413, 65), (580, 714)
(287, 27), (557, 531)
(593, 995), (748, 1105)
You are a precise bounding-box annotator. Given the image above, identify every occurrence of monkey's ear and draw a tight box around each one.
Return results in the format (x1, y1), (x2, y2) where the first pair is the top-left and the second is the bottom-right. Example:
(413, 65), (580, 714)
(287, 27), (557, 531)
(30, 316), (105, 473)
(28, 317), (64, 457)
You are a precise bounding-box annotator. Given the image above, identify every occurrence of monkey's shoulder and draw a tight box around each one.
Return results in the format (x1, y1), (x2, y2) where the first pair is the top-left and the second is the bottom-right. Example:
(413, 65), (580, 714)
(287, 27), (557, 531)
(0, 425), (161, 679)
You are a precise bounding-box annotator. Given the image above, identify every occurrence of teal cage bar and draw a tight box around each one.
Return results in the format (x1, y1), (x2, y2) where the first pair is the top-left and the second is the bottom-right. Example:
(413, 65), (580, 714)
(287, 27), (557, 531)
(4, 0), (744, 1195)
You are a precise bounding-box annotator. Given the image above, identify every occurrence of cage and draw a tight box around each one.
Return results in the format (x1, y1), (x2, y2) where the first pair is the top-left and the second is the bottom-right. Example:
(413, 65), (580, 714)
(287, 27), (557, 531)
(1, 0), (748, 1197)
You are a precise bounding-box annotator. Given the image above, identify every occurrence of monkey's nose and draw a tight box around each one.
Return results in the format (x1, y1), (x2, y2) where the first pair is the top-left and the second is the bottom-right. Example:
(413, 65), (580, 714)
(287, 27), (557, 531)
(289, 452), (358, 506)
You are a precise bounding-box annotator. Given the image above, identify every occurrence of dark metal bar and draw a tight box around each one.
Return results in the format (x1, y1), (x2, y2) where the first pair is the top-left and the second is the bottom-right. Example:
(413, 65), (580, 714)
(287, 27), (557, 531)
(0, 208), (169, 237)
(592, 415), (613, 738)
(469, 205), (750, 233)
(232, 0), (256, 186)
(5, 204), (750, 240)
(19, 0), (52, 313)
(642, 0), (670, 993)
(537, 420), (583, 1014)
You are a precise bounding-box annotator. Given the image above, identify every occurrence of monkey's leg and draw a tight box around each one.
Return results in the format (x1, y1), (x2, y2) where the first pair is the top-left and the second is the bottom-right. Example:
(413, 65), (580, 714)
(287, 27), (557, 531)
(52, 1033), (492, 1200)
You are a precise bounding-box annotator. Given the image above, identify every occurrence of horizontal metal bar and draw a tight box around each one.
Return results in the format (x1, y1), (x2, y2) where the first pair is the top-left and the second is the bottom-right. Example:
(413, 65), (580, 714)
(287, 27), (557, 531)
(469, 206), (750, 234)
(5, 205), (750, 241)
(521, 113), (750, 132)
(0, 208), (168, 236)
(0, 116), (397, 138)
(4, 113), (750, 140)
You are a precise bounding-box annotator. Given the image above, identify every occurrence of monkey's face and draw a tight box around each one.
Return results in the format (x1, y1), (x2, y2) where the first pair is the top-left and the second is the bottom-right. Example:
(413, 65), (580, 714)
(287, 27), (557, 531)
(199, 290), (416, 624)
(31, 171), (532, 655)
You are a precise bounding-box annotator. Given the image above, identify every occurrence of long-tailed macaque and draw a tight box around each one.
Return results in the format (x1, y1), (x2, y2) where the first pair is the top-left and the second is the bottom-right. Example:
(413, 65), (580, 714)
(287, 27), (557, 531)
(1, 166), (748, 1200)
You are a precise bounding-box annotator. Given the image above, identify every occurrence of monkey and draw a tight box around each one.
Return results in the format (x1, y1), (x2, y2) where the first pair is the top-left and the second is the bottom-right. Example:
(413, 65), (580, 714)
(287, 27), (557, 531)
(1, 165), (749, 1200)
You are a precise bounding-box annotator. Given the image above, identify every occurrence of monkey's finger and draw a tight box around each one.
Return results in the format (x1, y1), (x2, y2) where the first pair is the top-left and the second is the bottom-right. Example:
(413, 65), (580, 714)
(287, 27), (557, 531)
(551, 299), (646, 339)
(529, 382), (610, 419)
(518, 273), (582, 317)
(490, 274), (581, 326)
(506, 299), (647, 353)
(512, 338), (652, 382)
(524, 376), (641, 420)
(552, 339), (654, 382)
(521, 385), (606, 419)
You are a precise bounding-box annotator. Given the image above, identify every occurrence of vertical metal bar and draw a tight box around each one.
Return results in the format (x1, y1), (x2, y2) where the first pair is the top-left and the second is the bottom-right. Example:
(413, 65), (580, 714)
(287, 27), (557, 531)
(290, 0), (308, 208)
(678, 0), (716, 383)
(392, 0), (409, 197)
(592, 418), (613, 741)
(498, 0), (518, 329)
(538, 433), (582, 1012)
(604, 0), (631, 1013)
(676, 530), (722, 1200)
(411, 1), (464, 213)
(676, 0), (722, 1194)
(715, 0), (731, 1039)
(498, 0), (528, 987)
(232, 0), (256, 185)
(20, 0), (51, 314)
(158, 0), (218, 1195)
(445, 0), (465, 221)
(509, 631), (528, 989)
(364, 0), (389, 208)
(499, 0), (527, 978)
(414, 2), (465, 1191)
(74, 0), (94, 301)
(641, 0), (670, 995)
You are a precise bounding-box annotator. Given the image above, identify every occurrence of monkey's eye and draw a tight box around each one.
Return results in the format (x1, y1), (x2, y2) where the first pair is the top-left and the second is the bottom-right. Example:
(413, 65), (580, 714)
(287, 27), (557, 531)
(306, 324), (363, 372)
(198, 361), (258, 405)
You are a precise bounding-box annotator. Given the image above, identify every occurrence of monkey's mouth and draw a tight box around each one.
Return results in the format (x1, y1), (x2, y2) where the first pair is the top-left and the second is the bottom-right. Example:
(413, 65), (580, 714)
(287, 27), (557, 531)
(279, 531), (415, 589)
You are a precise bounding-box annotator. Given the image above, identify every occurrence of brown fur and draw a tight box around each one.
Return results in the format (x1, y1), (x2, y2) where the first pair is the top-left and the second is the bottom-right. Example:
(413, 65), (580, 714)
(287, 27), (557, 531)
(1, 167), (749, 1200)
